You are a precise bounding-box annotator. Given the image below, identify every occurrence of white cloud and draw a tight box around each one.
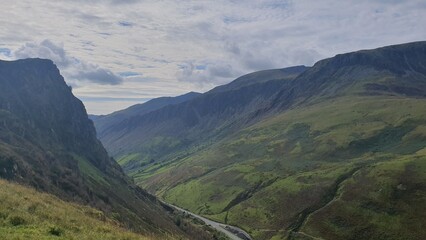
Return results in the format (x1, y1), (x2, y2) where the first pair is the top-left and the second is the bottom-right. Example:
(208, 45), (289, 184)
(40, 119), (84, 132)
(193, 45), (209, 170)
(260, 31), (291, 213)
(176, 61), (241, 87)
(0, 0), (425, 114)
(15, 40), (72, 67)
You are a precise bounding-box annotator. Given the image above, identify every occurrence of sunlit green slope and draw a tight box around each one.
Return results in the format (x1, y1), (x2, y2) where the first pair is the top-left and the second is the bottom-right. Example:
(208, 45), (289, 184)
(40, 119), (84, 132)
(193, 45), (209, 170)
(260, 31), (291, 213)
(117, 42), (426, 240)
(135, 94), (426, 239)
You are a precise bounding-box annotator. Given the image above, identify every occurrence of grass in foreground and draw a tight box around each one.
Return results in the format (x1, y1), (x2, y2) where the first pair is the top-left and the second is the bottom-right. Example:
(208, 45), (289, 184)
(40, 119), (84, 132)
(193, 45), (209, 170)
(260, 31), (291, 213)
(0, 179), (159, 240)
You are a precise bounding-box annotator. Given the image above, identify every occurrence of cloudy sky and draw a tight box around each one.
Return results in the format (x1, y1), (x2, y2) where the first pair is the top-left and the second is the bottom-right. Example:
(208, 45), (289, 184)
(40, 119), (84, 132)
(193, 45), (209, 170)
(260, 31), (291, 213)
(1, 0), (425, 114)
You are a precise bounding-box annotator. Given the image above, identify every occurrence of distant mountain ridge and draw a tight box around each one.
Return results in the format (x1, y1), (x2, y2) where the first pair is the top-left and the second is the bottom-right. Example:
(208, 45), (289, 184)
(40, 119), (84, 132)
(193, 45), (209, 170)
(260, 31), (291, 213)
(93, 65), (308, 170)
(93, 41), (426, 240)
(95, 42), (426, 171)
(93, 91), (201, 138)
(209, 65), (308, 93)
(270, 41), (426, 110)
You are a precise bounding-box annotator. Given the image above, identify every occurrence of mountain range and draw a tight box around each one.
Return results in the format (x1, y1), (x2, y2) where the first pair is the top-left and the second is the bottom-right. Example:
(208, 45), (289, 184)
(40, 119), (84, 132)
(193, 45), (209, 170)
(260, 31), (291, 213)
(0, 59), (220, 239)
(93, 41), (426, 240)
(1, 41), (425, 240)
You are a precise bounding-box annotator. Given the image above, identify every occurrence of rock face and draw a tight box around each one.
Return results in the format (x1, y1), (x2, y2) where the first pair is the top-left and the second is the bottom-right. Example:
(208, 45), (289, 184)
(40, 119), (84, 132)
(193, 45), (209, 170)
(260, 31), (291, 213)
(0, 58), (185, 236)
(0, 59), (113, 178)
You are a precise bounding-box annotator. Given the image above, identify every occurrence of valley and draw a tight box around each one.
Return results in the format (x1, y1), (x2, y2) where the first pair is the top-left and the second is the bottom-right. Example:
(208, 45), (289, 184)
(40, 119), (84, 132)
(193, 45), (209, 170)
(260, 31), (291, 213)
(93, 42), (426, 240)
(2, 1), (425, 240)
(163, 201), (252, 240)
(0, 35), (425, 240)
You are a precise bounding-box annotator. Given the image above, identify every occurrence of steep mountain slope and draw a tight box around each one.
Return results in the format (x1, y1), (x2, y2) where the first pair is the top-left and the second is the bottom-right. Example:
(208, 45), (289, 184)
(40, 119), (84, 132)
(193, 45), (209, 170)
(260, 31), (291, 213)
(270, 41), (426, 110)
(94, 66), (308, 172)
(210, 66), (307, 93)
(0, 59), (187, 238)
(158, 96), (426, 240)
(96, 42), (426, 240)
(93, 91), (201, 138)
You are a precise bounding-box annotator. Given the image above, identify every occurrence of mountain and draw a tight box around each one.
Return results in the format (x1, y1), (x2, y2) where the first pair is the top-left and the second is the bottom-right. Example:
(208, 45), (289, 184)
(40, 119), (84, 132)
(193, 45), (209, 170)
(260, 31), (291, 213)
(210, 66), (307, 93)
(93, 91), (202, 138)
(94, 66), (308, 171)
(0, 59), (189, 239)
(270, 41), (426, 110)
(95, 41), (426, 240)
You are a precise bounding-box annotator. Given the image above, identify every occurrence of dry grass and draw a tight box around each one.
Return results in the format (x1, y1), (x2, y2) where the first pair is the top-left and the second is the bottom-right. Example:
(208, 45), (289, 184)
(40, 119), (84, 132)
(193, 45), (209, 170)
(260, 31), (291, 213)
(0, 179), (160, 240)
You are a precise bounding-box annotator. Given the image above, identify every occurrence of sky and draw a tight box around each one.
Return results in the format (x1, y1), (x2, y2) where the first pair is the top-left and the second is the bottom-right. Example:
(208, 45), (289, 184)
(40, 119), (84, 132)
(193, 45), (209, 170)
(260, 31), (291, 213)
(1, 0), (425, 114)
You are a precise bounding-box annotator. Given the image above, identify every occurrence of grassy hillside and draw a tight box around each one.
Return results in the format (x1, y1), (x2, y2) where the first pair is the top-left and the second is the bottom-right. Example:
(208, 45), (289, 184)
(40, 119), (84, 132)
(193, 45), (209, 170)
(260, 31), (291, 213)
(297, 156), (426, 240)
(137, 95), (426, 239)
(0, 178), (229, 240)
(94, 42), (426, 239)
(94, 66), (308, 171)
(0, 179), (158, 240)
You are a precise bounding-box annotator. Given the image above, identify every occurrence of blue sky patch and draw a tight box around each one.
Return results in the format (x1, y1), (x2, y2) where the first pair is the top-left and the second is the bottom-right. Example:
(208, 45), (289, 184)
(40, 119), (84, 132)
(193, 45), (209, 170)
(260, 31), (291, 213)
(118, 71), (141, 77)
(196, 65), (207, 70)
(0, 48), (11, 57)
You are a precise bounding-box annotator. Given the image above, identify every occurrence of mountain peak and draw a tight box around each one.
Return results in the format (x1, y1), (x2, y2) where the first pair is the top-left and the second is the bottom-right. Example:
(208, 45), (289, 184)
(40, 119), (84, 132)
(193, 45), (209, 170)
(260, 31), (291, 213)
(1, 57), (54, 64)
(314, 41), (426, 75)
(209, 65), (309, 93)
(0, 58), (58, 75)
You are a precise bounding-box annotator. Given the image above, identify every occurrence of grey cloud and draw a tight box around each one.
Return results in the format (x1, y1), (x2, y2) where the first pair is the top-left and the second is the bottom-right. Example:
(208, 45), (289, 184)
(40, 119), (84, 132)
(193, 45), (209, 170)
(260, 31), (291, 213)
(118, 21), (134, 27)
(243, 57), (276, 71)
(225, 42), (241, 55)
(62, 0), (139, 5)
(261, 0), (291, 9)
(208, 64), (235, 78)
(77, 12), (103, 23)
(71, 10), (114, 29)
(288, 49), (322, 66)
(110, 0), (139, 5)
(225, 40), (322, 71)
(177, 61), (240, 86)
(176, 62), (196, 81)
(14, 40), (123, 85)
(224, 41), (276, 70)
(73, 67), (123, 85)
